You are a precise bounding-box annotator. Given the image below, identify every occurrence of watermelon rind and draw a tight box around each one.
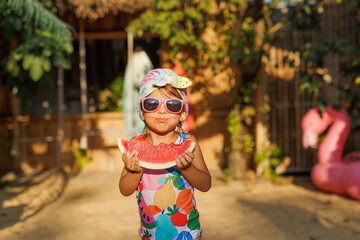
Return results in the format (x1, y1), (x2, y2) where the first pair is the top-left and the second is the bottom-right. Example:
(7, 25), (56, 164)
(118, 138), (196, 170)
(139, 160), (177, 170)
(118, 138), (126, 154)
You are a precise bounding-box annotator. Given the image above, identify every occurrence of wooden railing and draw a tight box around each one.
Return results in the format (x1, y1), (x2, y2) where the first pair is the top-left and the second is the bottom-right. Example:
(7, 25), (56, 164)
(0, 112), (127, 172)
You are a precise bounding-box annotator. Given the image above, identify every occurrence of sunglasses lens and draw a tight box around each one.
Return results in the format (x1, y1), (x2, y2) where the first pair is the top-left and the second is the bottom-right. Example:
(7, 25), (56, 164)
(143, 98), (159, 111)
(166, 100), (183, 113)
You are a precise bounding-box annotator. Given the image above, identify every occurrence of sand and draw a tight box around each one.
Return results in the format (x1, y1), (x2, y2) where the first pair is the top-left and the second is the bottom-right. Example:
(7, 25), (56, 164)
(0, 169), (360, 240)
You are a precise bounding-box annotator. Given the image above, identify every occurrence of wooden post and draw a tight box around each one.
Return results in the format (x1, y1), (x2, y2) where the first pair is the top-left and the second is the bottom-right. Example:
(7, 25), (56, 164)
(10, 91), (21, 170)
(255, 65), (269, 155)
(79, 20), (88, 149)
(254, 64), (271, 176)
(254, 20), (269, 156)
(56, 66), (64, 169)
(127, 31), (134, 137)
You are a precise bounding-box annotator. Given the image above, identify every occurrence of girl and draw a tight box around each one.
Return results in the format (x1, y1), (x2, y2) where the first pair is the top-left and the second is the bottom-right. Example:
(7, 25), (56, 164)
(119, 68), (211, 240)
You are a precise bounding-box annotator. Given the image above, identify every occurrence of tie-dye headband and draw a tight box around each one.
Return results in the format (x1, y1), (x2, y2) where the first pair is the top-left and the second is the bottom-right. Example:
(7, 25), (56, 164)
(137, 68), (192, 119)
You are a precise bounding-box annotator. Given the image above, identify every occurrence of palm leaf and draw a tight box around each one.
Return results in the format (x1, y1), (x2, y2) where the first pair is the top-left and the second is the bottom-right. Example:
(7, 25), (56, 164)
(7, 0), (74, 40)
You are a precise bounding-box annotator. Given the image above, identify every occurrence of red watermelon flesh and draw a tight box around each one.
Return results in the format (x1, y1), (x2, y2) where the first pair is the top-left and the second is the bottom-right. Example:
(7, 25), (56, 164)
(118, 135), (196, 170)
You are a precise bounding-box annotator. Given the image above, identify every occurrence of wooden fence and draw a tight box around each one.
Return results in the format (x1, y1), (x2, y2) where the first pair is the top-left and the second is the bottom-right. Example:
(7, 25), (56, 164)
(263, 0), (360, 172)
(0, 112), (126, 173)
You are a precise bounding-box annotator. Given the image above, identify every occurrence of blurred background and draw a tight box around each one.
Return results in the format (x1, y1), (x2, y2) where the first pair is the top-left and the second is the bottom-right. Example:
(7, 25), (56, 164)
(0, 0), (359, 181)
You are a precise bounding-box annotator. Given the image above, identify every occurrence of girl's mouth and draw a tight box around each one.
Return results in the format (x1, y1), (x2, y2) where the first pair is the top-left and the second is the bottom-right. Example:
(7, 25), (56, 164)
(156, 118), (167, 122)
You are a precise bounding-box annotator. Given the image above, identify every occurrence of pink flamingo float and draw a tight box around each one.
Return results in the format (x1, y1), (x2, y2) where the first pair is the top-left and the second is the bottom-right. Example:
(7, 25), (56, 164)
(301, 106), (360, 200)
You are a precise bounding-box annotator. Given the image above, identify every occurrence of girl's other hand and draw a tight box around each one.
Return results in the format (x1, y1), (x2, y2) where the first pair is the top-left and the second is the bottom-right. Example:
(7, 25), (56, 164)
(176, 150), (195, 171)
(122, 151), (143, 173)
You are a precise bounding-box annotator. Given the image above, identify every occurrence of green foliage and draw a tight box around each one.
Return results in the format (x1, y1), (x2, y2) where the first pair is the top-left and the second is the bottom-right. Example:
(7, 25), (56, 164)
(73, 147), (91, 170)
(98, 76), (124, 112)
(227, 101), (255, 153)
(297, 37), (360, 130)
(293, 2), (321, 30)
(255, 143), (283, 181)
(7, 0), (73, 39)
(227, 104), (242, 150)
(290, 0), (360, 130)
(223, 168), (232, 183)
(127, 0), (271, 70)
(227, 80), (271, 158)
(0, 0), (74, 103)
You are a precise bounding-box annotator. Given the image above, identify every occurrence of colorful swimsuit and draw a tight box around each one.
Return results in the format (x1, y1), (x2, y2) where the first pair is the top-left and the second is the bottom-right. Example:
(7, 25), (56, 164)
(136, 133), (201, 240)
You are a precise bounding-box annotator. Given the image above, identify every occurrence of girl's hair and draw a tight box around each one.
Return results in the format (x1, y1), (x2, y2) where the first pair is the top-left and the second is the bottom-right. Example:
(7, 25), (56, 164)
(141, 85), (185, 136)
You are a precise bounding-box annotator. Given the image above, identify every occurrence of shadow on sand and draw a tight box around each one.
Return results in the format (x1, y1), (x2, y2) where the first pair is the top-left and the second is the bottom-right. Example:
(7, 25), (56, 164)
(238, 195), (360, 240)
(0, 170), (68, 229)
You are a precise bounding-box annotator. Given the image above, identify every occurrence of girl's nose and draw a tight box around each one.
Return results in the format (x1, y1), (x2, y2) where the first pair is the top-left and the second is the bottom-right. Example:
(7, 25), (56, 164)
(157, 102), (167, 113)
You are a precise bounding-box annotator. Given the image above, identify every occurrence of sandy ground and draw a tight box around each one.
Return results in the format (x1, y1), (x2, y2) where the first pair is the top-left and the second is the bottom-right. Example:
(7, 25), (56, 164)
(0, 169), (360, 240)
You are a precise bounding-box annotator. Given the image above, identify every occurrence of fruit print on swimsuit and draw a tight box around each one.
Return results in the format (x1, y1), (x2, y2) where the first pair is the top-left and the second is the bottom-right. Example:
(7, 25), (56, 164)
(176, 231), (194, 240)
(155, 213), (178, 240)
(154, 181), (176, 210)
(155, 169), (188, 191)
(137, 133), (202, 239)
(138, 193), (157, 229)
(176, 189), (195, 215)
(141, 230), (152, 240)
(167, 204), (187, 227)
(187, 209), (200, 230)
(166, 167), (191, 190)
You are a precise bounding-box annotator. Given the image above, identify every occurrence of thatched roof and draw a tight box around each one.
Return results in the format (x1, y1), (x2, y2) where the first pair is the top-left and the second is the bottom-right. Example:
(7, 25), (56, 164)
(57, 0), (153, 21)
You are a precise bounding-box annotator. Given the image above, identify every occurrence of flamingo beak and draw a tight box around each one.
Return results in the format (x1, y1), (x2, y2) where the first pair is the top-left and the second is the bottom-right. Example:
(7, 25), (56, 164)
(302, 130), (318, 149)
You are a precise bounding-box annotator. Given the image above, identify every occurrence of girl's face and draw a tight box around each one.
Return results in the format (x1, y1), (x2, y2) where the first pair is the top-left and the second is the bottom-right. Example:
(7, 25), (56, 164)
(141, 89), (186, 135)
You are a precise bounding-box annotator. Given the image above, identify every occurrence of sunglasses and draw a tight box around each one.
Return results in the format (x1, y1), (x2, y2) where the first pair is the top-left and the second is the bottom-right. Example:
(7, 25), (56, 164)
(140, 97), (184, 114)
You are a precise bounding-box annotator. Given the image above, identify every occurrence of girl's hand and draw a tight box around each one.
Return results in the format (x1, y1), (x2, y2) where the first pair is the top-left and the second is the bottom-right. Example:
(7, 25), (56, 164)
(176, 150), (195, 171)
(122, 151), (143, 173)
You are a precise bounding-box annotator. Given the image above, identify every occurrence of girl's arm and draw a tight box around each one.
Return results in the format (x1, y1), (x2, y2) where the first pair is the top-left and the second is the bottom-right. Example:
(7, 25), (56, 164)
(119, 151), (143, 196)
(176, 135), (211, 192)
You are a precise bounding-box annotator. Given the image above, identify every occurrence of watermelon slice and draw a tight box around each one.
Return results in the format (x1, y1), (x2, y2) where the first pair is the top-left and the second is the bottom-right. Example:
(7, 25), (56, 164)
(118, 136), (196, 170)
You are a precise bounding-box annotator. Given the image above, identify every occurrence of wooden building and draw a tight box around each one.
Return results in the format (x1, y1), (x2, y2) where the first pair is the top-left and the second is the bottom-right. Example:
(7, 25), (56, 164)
(1, 0), (359, 176)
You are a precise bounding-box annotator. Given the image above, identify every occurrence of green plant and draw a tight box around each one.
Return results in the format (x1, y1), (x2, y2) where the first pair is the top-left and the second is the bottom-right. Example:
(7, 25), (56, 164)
(223, 168), (232, 183)
(227, 103), (255, 153)
(297, 37), (360, 131)
(227, 104), (243, 151)
(294, 0), (360, 131)
(73, 147), (90, 170)
(255, 143), (283, 181)
(127, 0), (275, 71)
(0, 0), (74, 104)
(98, 76), (124, 111)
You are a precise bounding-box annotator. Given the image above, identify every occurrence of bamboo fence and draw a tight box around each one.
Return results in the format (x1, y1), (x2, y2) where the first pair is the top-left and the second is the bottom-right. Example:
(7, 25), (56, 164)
(264, 1), (360, 172)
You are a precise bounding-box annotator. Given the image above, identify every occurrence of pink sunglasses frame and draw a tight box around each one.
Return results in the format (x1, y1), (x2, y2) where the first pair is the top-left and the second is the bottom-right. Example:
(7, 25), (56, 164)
(140, 97), (185, 114)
